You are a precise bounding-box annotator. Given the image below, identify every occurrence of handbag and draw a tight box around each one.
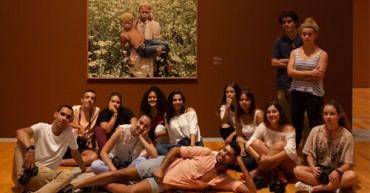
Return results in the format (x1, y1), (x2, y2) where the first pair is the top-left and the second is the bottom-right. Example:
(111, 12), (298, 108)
(177, 137), (191, 146)
(112, 139), (139, 169)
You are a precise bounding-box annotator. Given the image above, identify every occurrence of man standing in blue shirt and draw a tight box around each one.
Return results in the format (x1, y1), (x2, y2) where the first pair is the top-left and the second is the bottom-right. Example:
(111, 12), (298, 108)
(271, 10), (302, 124)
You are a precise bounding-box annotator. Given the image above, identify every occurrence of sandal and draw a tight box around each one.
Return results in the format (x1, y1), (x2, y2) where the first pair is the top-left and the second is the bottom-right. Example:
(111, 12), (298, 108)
(278, 176), (288, 184)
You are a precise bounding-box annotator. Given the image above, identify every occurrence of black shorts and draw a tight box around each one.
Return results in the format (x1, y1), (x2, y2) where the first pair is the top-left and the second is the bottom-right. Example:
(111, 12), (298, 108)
(62, 137), (92, 159)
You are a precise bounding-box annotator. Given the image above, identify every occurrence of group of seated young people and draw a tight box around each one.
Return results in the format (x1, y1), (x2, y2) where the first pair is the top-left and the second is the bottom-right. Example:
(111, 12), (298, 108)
(12, 87), (259, 193)
(12, 84), (357, 193)
(73, 86), (258, 193)
(218, 82), (357, 193)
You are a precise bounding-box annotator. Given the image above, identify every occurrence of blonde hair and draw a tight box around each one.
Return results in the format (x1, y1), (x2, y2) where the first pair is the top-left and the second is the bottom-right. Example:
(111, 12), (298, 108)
(119, 12), (133, 23)
(139, 2), (152, 11)
(299, 17), (320, 34)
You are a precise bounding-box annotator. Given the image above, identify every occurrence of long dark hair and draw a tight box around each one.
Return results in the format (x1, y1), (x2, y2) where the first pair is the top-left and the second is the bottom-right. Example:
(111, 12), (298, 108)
(263, 101), (290, 127)
(140, 86), (167, 114)
(108, 92), (122, 105)
(166, 90), (186, 123)
(219, 83), (241, 112)
(137, 113), (155, 143)
(236, 88), (257, 120)
(322, 100), (351, 132)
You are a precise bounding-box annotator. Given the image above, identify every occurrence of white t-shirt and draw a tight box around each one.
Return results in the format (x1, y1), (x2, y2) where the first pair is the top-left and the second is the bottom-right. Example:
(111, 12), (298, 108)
(32, 123), (78, 170)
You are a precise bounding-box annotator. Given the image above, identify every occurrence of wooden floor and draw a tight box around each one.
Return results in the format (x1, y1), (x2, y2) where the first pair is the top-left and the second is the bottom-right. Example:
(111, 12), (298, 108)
(1, 88), (369, 193)
(352, 89), (370, 129)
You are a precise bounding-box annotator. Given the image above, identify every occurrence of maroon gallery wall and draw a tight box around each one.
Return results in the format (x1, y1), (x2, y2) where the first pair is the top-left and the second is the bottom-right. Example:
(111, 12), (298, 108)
(0, 0), (353, 137)
(353, 0), (370, 88)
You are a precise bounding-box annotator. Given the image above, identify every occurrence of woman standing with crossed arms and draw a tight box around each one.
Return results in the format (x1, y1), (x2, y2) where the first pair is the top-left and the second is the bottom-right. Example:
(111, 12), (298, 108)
(287, 17), (328, 149)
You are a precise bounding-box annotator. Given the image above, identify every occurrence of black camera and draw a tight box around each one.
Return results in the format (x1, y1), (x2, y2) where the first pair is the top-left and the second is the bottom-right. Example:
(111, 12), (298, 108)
(318, 166), (332, 184)
(269, 180), (286, 193)
(112, 157), (131, 169)
(18, 166), (38, 185)
(253, 176), (269, 190)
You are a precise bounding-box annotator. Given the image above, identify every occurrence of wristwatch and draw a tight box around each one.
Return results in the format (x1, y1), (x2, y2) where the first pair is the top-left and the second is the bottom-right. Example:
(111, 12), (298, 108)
(26, 145), (35, 152)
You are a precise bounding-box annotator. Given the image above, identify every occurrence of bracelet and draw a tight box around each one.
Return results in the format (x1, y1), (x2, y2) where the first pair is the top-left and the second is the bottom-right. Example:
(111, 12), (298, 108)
(335, 169), (343, 176)
(26, 145), (35, 152)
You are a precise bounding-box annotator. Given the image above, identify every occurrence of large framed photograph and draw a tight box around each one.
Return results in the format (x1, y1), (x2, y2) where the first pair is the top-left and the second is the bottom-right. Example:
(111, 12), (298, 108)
(87, 0), (197, 79)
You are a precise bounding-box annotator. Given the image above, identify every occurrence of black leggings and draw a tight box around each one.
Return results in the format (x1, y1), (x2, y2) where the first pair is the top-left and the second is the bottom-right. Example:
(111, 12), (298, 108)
(291, 90), (323, 148)
(219, 126), (236, 140)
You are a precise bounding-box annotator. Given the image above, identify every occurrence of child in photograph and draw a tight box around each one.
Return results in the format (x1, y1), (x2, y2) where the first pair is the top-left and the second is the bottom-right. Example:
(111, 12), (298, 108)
(119, 12), (170, 66)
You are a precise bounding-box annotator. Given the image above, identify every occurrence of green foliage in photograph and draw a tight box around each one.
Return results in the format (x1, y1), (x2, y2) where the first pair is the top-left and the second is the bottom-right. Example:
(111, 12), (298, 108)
(88, 0), (197, 78)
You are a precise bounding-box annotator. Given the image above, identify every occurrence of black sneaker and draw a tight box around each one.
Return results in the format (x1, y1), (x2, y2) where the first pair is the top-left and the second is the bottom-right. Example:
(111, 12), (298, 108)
(80, 186), (99, 192)
(58, 184), (74, 193)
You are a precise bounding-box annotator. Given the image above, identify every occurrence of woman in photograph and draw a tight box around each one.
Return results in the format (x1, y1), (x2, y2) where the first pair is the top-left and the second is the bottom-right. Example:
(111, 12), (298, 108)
(293, 100), (357, 192)
(156, 90), (203, 155)
(218, 82), (241, 142)
(245, 101), (297, 182)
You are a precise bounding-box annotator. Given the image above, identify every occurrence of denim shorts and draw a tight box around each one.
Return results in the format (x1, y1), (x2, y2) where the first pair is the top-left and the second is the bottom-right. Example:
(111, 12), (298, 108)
(135, 156), (165, 193)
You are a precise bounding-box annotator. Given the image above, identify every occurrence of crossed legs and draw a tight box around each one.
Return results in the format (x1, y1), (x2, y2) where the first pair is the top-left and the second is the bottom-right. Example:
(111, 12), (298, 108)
(250, 139), (295, 178)
(294, 166), (357, 192)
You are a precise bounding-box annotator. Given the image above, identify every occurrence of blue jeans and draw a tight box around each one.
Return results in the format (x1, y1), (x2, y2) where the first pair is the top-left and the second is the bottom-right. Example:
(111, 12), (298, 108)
(157, 138), (204, 155)
(136, 40), (170, 59)
(91, 153), (147, 174)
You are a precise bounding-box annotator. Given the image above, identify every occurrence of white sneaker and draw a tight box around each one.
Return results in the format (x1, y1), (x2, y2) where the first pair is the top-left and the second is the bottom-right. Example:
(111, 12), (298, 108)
(335, 188), (342, 193)
(295, 181), (313, 192)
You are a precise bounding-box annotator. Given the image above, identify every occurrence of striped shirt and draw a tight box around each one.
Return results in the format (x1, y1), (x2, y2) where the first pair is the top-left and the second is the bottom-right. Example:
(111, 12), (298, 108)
(289, 49), (325, 96)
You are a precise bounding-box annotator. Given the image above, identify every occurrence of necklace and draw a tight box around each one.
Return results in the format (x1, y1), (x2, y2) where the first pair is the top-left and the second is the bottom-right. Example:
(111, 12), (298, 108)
(326, 125), (340, 132)
(325, 125), (341, 139)
(79, 106), (93, 130)
(242, 112), (253, 124)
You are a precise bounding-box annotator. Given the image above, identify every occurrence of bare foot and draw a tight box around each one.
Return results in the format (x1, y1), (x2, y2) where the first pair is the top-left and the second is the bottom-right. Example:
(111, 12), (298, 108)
(156, 46), (162, 55)
(126, 58), (134, 66)
(250, 169), (261, 178)
(156, 47), (166, 55)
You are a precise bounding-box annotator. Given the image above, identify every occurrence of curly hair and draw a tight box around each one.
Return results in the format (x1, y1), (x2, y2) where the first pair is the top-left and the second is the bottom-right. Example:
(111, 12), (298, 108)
(278, 9), (299, 24)
(140, 86), (167, 114)
(119, 12), (134, 23)
(138, 2), (152, 11)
